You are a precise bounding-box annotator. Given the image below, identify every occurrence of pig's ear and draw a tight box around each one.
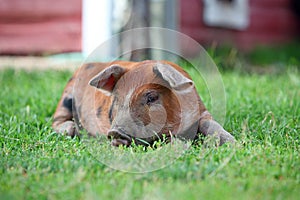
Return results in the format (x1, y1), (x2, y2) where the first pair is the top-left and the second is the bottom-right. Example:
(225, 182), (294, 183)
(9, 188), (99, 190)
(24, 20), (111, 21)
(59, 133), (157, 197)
(153, 63), (194, 91)
(89, 65), (127, 94)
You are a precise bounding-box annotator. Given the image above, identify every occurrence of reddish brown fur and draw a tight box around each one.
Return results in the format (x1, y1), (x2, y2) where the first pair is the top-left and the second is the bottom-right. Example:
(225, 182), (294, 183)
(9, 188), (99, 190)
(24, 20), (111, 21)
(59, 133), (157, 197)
(52, 60), (235, 146)
(129, 83), (181, 137)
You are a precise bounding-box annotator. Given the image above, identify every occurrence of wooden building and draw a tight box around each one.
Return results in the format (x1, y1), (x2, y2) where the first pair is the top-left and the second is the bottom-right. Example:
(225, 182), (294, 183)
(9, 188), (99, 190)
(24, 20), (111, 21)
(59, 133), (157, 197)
(0, 0), (299, 55)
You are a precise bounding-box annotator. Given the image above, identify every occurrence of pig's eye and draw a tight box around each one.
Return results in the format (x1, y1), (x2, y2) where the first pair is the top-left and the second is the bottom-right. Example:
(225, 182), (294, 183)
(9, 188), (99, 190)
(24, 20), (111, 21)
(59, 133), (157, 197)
(145, 91), (159, 105)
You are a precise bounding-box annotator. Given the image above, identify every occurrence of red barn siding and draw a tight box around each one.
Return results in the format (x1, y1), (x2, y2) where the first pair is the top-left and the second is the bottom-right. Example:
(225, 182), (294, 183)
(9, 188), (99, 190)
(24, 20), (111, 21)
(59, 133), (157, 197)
(0, 0), (82, 54)
(0, 0), (299, 55)
(180, 0), (300, 51)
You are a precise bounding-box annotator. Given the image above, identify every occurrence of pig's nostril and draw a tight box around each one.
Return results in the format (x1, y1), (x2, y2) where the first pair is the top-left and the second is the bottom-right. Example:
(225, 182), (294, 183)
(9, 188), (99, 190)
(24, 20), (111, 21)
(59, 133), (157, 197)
(107, 129), (132, 147)
(107, 129), (131, 141)
(107, 129), (119, 139)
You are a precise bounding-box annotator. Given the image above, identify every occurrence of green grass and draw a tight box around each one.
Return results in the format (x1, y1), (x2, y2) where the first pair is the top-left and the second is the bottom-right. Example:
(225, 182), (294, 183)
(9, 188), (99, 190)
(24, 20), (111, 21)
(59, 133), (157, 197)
(206, 42), (300, 72)
(0, 65), (299, 199)
(246, 42), (300, 66)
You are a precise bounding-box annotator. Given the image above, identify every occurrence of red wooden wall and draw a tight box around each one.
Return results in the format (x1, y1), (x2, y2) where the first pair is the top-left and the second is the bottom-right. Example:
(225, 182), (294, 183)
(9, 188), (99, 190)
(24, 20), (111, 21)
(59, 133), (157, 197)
(180, 0), (300, 51)
(0, 0), (82, 55)
(0, 0), (299, 55)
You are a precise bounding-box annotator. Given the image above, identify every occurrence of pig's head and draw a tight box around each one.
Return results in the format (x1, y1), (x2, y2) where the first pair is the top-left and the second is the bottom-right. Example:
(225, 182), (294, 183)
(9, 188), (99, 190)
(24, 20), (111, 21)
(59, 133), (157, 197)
(89, 61), (200, 146)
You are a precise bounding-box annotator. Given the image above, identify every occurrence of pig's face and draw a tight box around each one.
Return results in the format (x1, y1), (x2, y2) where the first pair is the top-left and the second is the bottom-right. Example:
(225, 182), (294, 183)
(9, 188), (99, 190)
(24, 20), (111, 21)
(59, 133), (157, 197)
(109, 83), (182, 146)
(89, 61), (200, 146)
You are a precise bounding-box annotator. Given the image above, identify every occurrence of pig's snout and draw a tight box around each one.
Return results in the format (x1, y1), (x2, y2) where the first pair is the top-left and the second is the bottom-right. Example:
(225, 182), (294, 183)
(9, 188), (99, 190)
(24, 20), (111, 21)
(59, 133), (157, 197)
(107, 128), (132, 147)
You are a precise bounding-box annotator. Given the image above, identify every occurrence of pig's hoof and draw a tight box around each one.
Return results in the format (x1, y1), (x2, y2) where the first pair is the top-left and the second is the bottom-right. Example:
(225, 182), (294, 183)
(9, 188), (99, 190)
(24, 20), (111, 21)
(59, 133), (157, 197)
(55, 121), (76, 137)
(219, 130), (235, 146)
(203, 131), (235, 147)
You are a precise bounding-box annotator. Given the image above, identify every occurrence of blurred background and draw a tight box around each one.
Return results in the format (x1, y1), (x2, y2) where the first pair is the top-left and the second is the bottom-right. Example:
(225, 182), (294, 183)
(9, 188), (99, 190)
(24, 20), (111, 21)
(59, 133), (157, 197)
(0, 0), (299, 69)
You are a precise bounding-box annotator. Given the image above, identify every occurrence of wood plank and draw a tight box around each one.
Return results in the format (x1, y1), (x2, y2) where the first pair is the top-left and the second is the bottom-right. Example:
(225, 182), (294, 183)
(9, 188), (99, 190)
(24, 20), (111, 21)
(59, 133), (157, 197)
(0, 0), (81, 21)
(250, 0), (291, 8)
(0, 18), (81, 54)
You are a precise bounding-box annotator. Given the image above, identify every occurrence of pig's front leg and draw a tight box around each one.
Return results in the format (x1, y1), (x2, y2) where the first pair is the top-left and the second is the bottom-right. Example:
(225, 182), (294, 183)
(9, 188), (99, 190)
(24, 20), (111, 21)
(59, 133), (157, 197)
(52, 96), (77, 137)
(198, 111), (235, 146)
(52, 77), (77, 137)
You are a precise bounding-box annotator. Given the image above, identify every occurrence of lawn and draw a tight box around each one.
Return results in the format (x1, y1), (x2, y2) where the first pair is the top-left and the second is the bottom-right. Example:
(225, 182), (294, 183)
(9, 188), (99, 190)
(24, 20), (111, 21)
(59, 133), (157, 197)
(0, 57), (299, 199)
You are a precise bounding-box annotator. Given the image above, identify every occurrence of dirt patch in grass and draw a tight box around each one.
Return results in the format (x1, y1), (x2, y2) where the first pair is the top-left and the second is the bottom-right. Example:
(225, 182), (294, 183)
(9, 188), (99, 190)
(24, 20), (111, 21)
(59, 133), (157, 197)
(0, 56), (81, 71)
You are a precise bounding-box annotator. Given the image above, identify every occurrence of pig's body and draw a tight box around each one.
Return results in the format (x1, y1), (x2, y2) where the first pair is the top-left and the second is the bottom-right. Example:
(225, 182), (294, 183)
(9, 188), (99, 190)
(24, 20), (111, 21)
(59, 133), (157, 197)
(53, 60), (235, 146)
